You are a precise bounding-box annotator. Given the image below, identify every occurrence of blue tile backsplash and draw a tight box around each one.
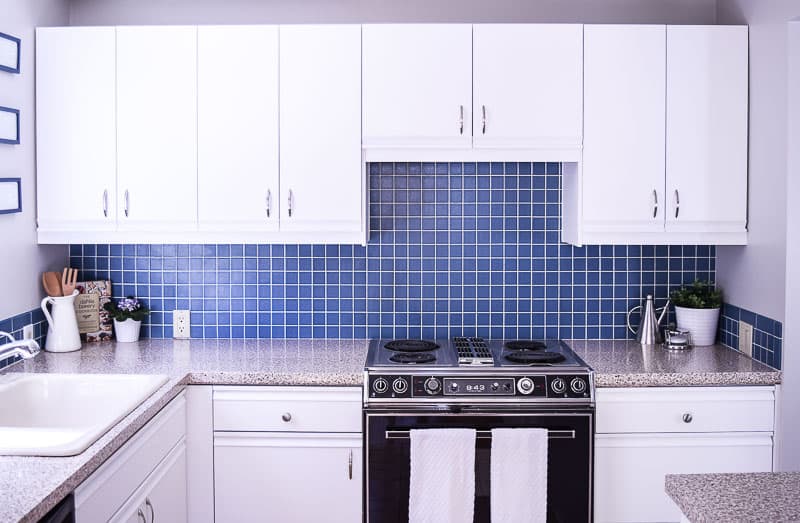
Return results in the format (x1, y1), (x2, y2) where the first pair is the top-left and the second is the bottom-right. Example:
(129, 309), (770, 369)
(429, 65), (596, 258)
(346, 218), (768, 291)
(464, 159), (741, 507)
(69, 162), (716, 340)
(718, 303), (783, 369)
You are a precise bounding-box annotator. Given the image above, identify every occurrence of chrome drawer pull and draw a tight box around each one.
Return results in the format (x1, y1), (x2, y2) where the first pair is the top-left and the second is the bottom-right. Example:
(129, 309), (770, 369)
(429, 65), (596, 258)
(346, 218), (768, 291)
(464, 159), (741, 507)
(146, 498), (155, 522)
(458, 105), (464, 135)
(102, 189), (108, 218)
(674, 189), (680, 219)
(348, 449), (353, 480)
(266, 189), (271, 218)
(124, 190), (130, 218)
(281, 412), (292, 422)
(481, 105), (487, 134)
(682, 413), (693, 423)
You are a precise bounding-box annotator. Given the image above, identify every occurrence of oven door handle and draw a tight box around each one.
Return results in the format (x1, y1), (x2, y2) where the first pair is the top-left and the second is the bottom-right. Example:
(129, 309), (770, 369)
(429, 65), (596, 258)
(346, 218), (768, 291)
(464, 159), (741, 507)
(384, 429), (576, 440)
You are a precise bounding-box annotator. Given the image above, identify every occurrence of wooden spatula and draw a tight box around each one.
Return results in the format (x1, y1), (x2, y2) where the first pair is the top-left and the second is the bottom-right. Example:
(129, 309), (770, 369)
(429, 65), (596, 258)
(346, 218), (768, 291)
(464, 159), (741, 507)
(42, 271), (62, 296)
(61, 268), (78, 296)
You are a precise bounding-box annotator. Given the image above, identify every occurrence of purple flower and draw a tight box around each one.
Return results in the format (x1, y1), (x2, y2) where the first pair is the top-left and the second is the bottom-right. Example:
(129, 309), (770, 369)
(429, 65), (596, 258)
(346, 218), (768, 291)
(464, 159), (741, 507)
(117, 297), (141, 312)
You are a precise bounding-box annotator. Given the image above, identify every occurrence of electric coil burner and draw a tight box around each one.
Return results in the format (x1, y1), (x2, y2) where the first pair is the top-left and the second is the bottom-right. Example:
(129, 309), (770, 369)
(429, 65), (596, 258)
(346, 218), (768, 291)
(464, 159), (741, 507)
(363, 337), (596, 522)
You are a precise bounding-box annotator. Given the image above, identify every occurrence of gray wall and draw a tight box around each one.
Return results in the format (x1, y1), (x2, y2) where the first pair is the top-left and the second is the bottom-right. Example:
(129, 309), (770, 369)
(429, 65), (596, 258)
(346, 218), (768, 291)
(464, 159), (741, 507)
(68, 0), (717, 25)
(716, 0), (799, 323)
(0, 0), (68, 319)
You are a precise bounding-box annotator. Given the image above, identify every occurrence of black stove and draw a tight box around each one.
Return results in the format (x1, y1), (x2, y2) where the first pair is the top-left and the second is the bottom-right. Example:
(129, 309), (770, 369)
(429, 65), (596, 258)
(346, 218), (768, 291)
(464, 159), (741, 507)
(364, 337), (594, 405)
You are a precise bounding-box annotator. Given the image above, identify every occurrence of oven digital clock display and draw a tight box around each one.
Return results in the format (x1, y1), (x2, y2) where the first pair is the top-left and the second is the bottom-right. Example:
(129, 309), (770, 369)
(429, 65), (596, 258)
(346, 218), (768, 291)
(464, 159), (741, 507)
(443, 378), (515, 396)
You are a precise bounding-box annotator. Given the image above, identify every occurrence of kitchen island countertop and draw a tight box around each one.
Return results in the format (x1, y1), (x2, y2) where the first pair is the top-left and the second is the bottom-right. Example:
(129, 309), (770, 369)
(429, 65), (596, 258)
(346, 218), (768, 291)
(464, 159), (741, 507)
(666, 472), (800, 522)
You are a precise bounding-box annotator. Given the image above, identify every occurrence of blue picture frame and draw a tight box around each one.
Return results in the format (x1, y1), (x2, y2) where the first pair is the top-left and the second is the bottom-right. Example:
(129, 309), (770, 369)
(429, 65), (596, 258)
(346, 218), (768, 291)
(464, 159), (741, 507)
(0, 32), (20, 74)
(0, 106), (19, 144)
(0, 178), (21, 214)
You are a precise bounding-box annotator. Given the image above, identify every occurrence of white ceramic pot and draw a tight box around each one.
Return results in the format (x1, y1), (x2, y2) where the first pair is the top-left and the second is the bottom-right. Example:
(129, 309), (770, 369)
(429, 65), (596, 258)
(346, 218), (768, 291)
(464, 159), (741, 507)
(674, 306), (721, 346)
(114, 319), (142, 343)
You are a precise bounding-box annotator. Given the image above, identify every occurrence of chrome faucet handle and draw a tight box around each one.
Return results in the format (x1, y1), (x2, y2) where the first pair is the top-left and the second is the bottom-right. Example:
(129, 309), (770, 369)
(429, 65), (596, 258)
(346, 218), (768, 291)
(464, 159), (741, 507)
(0, 332), (14, 344)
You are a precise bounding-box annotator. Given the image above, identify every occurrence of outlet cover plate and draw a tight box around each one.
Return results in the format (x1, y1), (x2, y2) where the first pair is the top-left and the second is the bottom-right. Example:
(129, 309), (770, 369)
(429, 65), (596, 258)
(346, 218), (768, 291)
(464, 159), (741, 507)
(22, 324), (34, 340)
(739, 321), (753, 357)
(173, 310), (190, 339)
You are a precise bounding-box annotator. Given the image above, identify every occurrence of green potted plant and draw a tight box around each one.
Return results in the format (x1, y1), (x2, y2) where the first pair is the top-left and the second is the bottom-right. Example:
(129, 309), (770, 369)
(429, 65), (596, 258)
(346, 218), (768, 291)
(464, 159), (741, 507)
(104, 297), (150, 343)
(669, 281), (723, 346)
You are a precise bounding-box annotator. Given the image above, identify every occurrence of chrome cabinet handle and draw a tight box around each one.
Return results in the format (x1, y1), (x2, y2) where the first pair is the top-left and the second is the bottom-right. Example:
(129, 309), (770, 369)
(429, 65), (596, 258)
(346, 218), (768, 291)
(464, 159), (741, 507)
(683, 413), (693, 423)
(458, 105), (464, 135)
(348, 449), (353, 480)
(281, 412), (292, 422)
(145, 498), (155, 522)
(124, 190), (130, 218)
(266, 189), (271, 218)
(102, 190), (108, 218)
(481, 105), (487, 134)
(137, 507), (146, 523)
(288, 190), (293, 218)
(652, 190), (658, 219)
(674, 189), (680, 219)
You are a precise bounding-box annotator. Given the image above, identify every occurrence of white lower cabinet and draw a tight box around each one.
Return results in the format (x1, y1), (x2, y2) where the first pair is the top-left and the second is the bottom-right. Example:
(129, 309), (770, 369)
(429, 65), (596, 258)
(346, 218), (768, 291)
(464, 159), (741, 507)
(212, 386), (363, 522)
(75, 392), (187, 522)
(594, 387), (775, 523)
(215, 432), (362, 522)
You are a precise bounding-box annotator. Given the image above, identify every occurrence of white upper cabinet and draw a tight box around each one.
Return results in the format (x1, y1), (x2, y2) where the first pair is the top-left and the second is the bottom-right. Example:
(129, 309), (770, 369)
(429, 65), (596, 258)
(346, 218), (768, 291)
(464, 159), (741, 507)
(279, 25), (363, 237)
(582, 25), (667, 236)
(666, 25), (749, 238)
(197, 25), (280, 232)
(36, 27), (117, 236)
(473, 24), (583, 150)
(362, 24), (472, 149)
(116, 26), (198, 231)
(564, 24), (748, 246)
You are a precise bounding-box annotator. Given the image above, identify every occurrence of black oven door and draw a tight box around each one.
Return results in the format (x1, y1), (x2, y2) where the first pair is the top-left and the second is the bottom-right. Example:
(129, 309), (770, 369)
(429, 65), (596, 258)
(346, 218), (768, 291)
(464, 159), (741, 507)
(365, 408), (593, 523)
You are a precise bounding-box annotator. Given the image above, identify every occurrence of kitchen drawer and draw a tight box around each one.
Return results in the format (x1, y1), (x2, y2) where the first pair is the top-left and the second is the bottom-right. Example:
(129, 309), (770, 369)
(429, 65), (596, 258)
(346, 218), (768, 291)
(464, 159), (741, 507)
(213, 386), (361, 432)
(596, 386), (775, 434)
(75, 392), (186, 522)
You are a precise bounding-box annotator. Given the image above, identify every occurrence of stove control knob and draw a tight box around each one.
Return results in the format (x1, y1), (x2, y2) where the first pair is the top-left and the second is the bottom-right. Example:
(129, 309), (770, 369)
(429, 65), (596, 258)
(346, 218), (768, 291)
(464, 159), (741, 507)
(373, 378), (388, 394)
(491, 382), (499, 391)
(392, 378), (408, 394)
(424, 377), (441, 395)
(449, 382), (459, 393)
(551, 377), (566, 394)
(517, 377), (534, 395)
(570, 377), (587, 394)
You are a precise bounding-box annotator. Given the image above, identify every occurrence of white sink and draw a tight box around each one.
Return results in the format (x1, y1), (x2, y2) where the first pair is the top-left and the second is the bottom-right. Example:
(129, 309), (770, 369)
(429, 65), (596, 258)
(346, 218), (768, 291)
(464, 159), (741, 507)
(0, 373), (169, 456)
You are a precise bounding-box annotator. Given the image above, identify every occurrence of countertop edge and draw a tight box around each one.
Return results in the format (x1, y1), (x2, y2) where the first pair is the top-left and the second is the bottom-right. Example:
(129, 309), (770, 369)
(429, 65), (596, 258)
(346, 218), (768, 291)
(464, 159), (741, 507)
(594, 371), (782, 388)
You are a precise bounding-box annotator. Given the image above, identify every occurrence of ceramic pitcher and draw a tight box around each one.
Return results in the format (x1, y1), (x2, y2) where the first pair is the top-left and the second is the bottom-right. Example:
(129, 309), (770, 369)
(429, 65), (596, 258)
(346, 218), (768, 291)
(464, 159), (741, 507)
(41, 290), (82, 352)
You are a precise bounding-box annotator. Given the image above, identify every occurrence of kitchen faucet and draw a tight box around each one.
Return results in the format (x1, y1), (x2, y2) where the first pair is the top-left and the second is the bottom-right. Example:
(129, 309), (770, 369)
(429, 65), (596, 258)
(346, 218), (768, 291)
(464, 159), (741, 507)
(0, 331), (41, 367)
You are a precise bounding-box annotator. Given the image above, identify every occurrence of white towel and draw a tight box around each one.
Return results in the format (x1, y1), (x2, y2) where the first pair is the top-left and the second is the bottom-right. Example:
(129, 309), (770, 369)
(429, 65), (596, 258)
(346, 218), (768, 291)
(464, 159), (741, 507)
(491, 428), (548, 523)
(409, 428), (476, 523)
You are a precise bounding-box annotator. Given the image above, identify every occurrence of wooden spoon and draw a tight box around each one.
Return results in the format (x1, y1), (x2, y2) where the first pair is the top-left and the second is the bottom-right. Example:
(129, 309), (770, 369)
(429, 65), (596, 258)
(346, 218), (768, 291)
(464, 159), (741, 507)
(42, 271), (62, 297)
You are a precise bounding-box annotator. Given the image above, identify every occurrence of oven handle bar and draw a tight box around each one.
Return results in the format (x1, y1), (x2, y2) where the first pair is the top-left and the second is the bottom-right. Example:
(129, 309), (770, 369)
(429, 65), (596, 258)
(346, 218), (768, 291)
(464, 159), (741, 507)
(385, 429), (576, 440)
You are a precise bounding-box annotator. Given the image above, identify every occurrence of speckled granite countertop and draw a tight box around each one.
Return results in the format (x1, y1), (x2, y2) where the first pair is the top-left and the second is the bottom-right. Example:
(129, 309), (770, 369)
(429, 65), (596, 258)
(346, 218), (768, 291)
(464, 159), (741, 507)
(0, 339), (369, 523)
(666, 472), (800, 522)
(0, 338), (780, 522)
(568, 340), (781, 387)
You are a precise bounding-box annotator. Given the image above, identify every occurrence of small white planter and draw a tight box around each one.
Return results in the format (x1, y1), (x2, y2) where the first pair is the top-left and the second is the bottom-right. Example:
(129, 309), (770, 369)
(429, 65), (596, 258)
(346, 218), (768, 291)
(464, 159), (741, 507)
(114, 319), (142, 343)
(674, 306), (721, 346)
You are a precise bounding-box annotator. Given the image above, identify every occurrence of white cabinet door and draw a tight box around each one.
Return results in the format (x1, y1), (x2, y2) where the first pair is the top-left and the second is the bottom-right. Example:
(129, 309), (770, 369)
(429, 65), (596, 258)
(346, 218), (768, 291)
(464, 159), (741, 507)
(198, 25), (280, 232)
(666, 25), (748, 236)
(473, 24), (582, 149)
(36, 27), (116, 234)
(116, 26), (197, 231)
(595, 432), (773, 523)
(583, 25), (666, 234)
(279, 25), (363, 235)
(214, 432), (362, 522)
(362, 24), (472, 148)
(112, 442), (188, 523)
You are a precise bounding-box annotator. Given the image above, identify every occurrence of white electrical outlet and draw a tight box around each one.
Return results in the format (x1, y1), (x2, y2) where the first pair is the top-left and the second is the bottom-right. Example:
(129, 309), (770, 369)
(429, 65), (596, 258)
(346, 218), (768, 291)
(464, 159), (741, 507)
(22, 324), (34, 340)
(739, 321), (754, 357)
(173, 310), (191, 339)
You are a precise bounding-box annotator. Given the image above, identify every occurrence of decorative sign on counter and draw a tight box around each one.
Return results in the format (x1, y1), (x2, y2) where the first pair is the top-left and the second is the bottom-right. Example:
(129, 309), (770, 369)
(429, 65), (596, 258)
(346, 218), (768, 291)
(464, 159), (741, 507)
(75, 280), (114, 342)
